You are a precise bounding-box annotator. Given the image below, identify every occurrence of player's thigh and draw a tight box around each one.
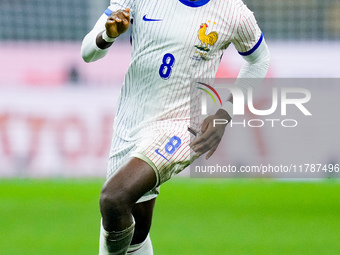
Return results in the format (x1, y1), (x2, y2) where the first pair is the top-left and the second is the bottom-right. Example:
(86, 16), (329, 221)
(133, 123), (196, 185)
(101, 157), (157, 207)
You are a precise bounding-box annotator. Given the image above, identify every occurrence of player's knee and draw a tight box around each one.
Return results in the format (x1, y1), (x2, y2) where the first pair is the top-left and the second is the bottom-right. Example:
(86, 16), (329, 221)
(99, 184), (132, 218)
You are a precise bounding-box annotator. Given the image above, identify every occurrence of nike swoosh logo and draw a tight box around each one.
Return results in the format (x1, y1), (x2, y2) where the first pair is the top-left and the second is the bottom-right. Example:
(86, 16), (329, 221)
(142, 15), (163, 22)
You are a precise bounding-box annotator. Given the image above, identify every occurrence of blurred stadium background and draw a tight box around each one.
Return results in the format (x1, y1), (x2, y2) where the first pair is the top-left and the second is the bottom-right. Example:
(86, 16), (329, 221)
(1, 0), (340, 254)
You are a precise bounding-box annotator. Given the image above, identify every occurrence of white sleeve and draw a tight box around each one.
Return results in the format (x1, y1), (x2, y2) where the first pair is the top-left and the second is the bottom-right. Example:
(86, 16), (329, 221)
(81, 1), (134, 63)
(221, 8), (270, 117)
(231, 7), (262, 55)
(235, 37), (270, 102)
(231, 7), (270, 104)
(222, 39), (270, 118)
(81, 13), (111, 63)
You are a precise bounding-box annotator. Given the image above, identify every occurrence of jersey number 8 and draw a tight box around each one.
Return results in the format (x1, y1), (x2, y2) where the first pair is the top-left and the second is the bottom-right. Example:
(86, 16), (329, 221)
(159, 53), (175, 79)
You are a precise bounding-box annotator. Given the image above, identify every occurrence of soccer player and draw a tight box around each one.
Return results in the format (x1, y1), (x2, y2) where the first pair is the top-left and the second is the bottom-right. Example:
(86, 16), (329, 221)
(81, 0), (270, 254)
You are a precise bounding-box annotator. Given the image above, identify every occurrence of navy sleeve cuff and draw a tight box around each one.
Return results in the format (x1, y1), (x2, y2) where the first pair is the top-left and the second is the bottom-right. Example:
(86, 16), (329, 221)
(238, 32), (264, 56)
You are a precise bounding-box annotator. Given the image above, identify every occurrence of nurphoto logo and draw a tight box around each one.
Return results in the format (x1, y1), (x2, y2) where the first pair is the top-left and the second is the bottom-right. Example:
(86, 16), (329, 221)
(198, 83), (312, 128)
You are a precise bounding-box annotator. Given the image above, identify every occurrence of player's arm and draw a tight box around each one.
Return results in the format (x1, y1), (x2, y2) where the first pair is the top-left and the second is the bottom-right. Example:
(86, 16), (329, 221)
(191, 9), (270, 160)
(81, 7), (130, 63)
(229, 8), (270, 108)
(218, 34), (270, 118)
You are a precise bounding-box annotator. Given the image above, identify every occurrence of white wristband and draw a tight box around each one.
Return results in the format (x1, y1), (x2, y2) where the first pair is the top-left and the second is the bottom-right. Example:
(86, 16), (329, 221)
(221, 101), (233, 119)
(102, 31), (116, 43)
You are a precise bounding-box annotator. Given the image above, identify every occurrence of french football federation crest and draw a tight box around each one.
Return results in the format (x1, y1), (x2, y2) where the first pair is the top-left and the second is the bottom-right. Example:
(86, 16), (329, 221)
(195, 22), (219, 52)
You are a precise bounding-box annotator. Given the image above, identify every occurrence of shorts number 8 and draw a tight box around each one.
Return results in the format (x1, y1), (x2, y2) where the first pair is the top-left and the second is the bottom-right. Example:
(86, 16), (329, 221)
(165, 136), (181, 154)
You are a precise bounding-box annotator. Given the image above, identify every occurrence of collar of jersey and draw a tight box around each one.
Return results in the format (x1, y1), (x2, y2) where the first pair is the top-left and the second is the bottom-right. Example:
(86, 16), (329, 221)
(178, 0), (211, 7)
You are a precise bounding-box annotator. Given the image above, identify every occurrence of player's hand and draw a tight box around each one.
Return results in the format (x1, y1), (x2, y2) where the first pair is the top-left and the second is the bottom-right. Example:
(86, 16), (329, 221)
(105, 7), (130, 38)
(190, 109), (231, 160)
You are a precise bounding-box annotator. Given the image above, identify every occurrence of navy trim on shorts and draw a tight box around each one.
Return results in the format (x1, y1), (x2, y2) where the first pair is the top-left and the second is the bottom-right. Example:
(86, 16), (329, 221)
(238, 32), (264, 56)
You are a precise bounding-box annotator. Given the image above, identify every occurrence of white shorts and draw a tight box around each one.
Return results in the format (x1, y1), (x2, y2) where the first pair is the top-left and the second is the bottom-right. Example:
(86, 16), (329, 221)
(106, 120), (197, 203)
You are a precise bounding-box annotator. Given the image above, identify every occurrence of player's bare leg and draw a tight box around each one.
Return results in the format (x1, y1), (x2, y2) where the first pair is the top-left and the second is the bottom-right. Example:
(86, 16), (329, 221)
(99, 158), (157, 255)
(131, 198), (156, 244)
(125, 199), (156, 254)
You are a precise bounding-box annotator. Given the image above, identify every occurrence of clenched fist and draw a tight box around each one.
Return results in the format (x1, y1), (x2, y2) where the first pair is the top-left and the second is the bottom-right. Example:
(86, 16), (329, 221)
(105, 7), (130, 38)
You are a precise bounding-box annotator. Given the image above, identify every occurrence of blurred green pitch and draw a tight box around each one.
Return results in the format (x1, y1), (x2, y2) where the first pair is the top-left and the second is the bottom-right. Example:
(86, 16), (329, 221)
(1, 178), (340, 255)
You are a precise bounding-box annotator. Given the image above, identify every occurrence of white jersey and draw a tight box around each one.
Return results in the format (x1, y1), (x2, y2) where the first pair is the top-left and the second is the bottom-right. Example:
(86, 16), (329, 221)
(103, 0), (262, 141)
(81, 0), (268, 198)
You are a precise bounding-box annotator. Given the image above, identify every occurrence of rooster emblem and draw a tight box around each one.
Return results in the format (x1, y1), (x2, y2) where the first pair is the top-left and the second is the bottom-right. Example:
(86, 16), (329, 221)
(195, 23), (219, 52)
